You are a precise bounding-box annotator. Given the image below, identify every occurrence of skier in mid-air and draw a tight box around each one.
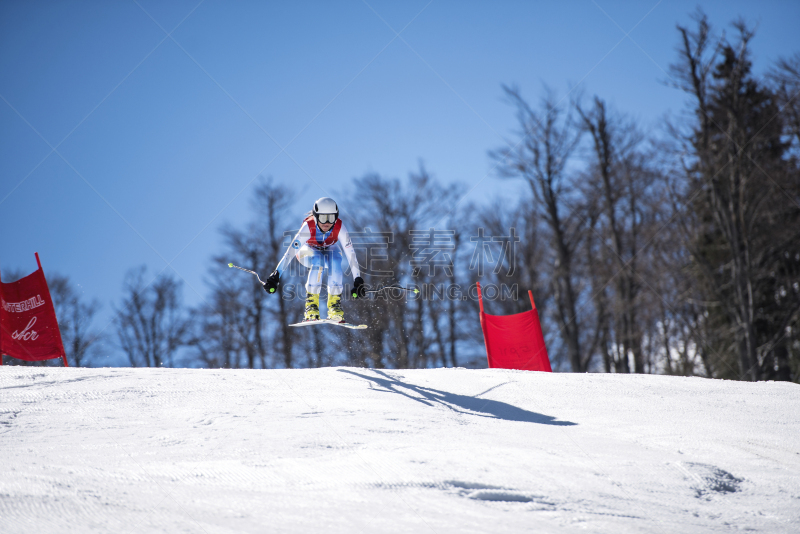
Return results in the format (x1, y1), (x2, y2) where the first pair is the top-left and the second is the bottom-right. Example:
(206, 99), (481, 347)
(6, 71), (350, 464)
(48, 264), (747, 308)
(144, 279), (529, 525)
(262, 197), (365, 323)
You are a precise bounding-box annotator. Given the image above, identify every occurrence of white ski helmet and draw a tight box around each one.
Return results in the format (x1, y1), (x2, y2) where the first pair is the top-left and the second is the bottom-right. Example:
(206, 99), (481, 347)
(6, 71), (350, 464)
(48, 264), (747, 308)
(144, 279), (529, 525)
(313, 197), (339, 225)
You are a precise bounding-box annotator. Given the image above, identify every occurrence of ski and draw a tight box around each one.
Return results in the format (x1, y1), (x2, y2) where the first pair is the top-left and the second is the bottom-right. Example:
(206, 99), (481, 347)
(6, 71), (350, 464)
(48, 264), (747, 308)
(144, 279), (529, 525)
(289, 319), (368, 329)
(289, 319), (325, 327)
(325, 320), (368, 330)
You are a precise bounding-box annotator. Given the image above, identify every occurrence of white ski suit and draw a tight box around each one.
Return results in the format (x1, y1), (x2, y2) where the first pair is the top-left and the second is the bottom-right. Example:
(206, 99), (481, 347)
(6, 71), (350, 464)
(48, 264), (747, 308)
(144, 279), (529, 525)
(275, 217), (360, 295)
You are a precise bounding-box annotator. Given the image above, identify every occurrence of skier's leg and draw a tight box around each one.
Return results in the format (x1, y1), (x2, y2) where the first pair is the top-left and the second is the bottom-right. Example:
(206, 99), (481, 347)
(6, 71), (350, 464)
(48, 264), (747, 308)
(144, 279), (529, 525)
(304, 250), (323, 321)
(305, 251), (324, 295)
(326, 250), (345, 321)
(327, 250), (344, 295)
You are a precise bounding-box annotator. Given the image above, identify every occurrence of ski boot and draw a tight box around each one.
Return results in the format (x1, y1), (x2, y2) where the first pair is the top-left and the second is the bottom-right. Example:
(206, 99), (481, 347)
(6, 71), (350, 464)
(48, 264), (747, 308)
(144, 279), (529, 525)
(304, 293), (320, 321)
(327, 293), (344, 323)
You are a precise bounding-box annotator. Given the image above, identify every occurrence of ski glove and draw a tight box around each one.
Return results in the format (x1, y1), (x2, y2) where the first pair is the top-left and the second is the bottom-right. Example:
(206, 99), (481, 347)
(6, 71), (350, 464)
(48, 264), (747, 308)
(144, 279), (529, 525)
(263, 270), (280, 294)
(351, 276), (366, 299)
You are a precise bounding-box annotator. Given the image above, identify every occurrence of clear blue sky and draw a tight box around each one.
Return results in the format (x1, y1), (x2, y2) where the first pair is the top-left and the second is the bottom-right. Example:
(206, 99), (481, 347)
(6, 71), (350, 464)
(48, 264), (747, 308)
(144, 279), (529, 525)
(2, 0), (799, 358)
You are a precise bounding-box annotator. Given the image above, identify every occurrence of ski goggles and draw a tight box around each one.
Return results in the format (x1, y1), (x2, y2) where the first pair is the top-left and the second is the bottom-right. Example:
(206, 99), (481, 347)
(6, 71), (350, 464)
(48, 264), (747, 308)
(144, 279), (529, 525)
(317, 213), (337, 224)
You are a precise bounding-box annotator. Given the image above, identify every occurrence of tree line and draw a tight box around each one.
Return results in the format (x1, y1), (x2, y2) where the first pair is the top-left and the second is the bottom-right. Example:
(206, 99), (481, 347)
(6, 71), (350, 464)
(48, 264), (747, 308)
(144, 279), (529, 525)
(5, 14), (798, 381)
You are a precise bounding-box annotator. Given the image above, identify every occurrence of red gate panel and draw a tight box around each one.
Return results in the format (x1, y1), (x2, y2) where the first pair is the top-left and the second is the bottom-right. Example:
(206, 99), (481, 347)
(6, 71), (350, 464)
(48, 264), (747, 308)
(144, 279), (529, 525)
(478, 282), (551, 372)
(0, 253), (67, 366)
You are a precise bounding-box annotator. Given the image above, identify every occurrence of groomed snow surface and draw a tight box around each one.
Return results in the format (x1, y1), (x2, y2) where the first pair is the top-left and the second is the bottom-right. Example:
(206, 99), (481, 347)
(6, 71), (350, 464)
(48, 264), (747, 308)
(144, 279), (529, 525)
(1, 367), (798, 533)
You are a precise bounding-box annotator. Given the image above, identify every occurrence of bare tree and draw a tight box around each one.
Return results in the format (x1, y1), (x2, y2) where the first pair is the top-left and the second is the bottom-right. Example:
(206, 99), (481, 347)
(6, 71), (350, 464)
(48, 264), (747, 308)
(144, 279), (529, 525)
(48, 274), (102, 367)
(491, 86), (588, 371)
(344, 165), (463, 369)
(116, 266), (189, 368)
(191, 177), (298, 369)
(577, 97), (656, 374)
(187, 283), (245, 368)
(252, 178), (299, 368)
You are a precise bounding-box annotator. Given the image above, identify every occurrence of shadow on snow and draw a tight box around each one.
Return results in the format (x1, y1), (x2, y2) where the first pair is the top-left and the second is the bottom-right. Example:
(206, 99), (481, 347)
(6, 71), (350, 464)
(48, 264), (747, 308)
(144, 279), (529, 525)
(339, 369), (577, 426)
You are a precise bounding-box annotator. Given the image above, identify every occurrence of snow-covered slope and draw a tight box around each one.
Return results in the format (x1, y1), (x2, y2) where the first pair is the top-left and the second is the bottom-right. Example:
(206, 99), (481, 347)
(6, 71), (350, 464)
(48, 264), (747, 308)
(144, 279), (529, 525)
(1, 367), (798, 533)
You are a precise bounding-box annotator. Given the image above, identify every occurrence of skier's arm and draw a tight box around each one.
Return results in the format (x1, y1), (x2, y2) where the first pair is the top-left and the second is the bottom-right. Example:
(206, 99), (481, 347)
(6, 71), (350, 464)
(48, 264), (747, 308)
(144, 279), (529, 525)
(275, 224), (310, 275)
(338, 222), (361, 279)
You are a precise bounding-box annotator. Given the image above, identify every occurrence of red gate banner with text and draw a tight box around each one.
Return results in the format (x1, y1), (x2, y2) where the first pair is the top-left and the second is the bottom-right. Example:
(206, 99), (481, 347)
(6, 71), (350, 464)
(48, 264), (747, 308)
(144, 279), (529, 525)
(0, 253), (67, 365)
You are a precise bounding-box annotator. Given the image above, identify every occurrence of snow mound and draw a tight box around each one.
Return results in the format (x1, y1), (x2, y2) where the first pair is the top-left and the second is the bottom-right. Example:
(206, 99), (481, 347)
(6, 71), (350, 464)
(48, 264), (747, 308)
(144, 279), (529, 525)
(1, 367), (798, 533)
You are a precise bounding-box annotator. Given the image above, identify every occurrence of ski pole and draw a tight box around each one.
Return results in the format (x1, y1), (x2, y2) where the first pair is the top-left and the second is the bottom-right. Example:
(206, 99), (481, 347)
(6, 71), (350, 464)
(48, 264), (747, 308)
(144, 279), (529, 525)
(228, 263), (266, 285)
